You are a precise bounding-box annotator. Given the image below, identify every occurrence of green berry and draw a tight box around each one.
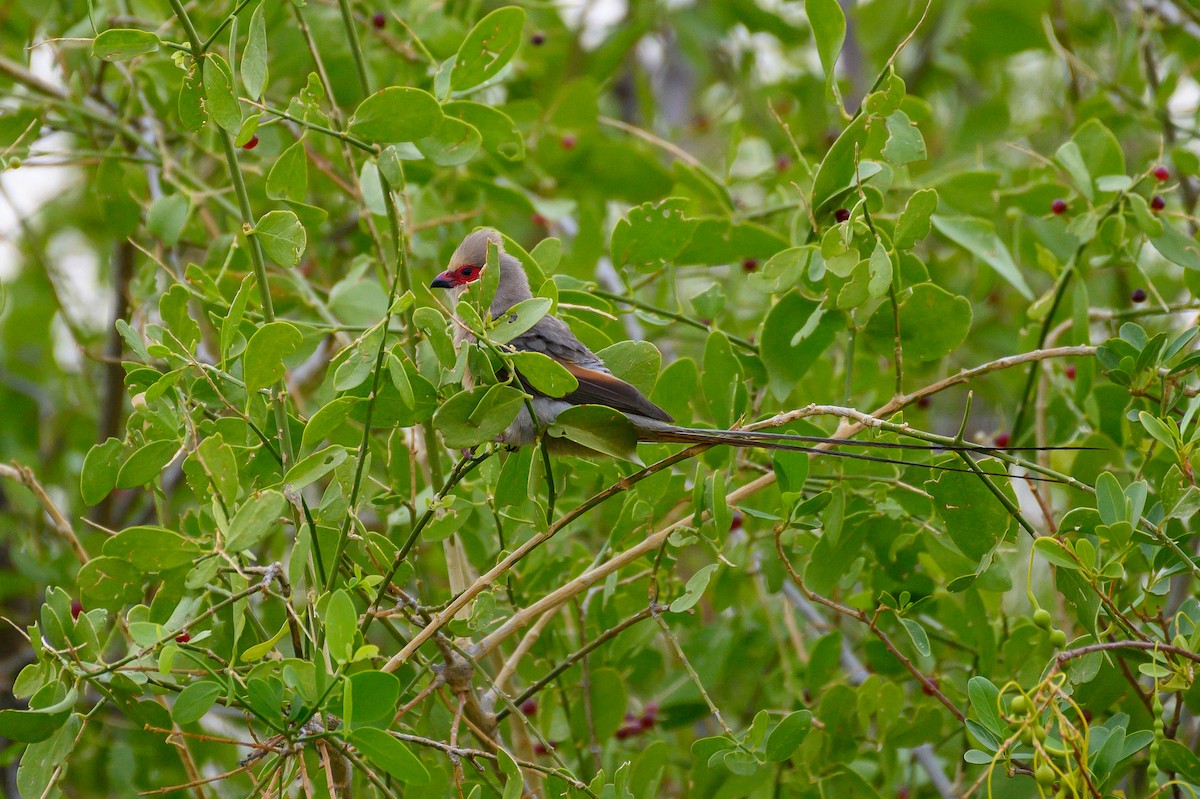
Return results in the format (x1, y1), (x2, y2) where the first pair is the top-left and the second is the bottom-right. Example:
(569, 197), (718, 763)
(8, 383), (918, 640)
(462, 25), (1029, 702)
(1050, 629), (1067, 648)
(1034, 725), (1047, 741)
(1020, 727), (1033, 745)
(1033, 608), (1052, 629)
(1154, 719), (1165, 732)
(7, 157), (20, 169)
(1035, 764), (1055, 787)
(1150, 741), (1160, 755)
(1011, 695), (1030, 715)
(1148, 764), (1159, 779)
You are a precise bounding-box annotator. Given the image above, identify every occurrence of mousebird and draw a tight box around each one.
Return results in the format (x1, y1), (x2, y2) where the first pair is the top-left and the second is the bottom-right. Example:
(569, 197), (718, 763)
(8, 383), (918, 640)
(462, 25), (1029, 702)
(430, 228), (1076, 475)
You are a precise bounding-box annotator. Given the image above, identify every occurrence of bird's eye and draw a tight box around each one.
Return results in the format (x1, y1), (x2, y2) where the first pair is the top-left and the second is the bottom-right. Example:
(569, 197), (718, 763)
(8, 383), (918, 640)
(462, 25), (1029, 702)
(460, 267), (474, 276)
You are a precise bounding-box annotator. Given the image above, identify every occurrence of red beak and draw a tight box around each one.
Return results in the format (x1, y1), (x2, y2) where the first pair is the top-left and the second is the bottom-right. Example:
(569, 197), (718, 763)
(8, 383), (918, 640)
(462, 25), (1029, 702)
(430, 271), (455, 289)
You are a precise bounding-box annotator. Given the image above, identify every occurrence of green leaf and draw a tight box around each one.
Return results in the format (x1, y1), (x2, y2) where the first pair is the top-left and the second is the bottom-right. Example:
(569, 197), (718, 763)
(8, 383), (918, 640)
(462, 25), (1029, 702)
(416, 117), (481, 166)
(102, 526), (201, 573)
(172, 681), (222, 725)
(811, 115), (868, 212)
(77, 556), (143, 611)
(243, 321), (302, 394)
(266, 141), (308, 201)
(702, 330), (742, 427)
(760, 292), (840, 401)
(1033, 537), (1080, 570)
(434, 385), (527, 448)
(1159, 739), (1200, 785)
(547, 405), (641, 462)
(867, 283), (971, 363)
(805, 0), (845, 106)
(1095, 471), (1124, 525)
(610, 198), (698, 267)
(924, 459), (1013, 562)
(931, 215), (1032, 299)
(147, 194), (190, 246)
(240, 622), (289, 662)
(670, 564), (718, 612)
(116, 440), (179, 489)
(451, 6), (526, 91)
(490, 297), (552, 343)
(345, 671), (400, 727)
(252, 210), (306, 267)
(325, 589), (357, 661)
(283, 445), (348, 491)
(895, 189), (938, 250)
(195, 434), (239, 505)
(349, 728), (430, 784)
(202, 53), (242, 135)
(509, 350), (578, 398)
(241, 2), (268, 100)
(81, 437), (122, 505)
(967, 676), (1002, 737)
(1150, 224), (1200, 271)
(899, 617), (931, 657)
(882, 110), (925, 166)
(443, 101), (525, 160)
(0, 686), (78, 743)
(764, 710), (813, 762)
(348, 87), (443, 143)
(866, 239), (893, 298)
(92, 28), (159, 61)
(1139, 411), (1179, 453)
(303, 397), (361, 452)
(224, 490), (286, 552)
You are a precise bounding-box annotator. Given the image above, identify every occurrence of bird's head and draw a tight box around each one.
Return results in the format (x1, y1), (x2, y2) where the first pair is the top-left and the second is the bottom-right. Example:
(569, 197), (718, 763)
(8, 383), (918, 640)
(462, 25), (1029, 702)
(431, 228), (531, 313)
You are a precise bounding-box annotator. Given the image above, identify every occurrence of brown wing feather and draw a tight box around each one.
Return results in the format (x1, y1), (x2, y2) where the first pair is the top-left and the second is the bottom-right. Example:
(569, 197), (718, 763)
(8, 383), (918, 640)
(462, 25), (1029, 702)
(555, 363), (673, 422)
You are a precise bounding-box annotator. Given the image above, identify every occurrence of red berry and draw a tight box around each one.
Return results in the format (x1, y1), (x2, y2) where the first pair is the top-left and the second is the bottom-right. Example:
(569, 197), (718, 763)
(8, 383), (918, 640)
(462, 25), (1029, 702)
(741, 258), (758, 273)
(638, 713), (656, 731)
(1151, 194), (1166, 212)
(1051, 198), (1068, 215)
(775, 155), (791, 173)
(615, 726), (633, 740)
(1065, 364), (1076, 380)
(1131, 288), (1147, 303)
(623, 712), (638, 723)
(897, 789), (911, 799)
(530, 213), (547, 227)
(533, 742), (550, 756)
(1154, 165), (1170, 182)
(530, 32), (545, 45)
(834, 208), (850, 223)
(519, 699), (538, 715)
(644, 701), (660, 716)
(921, 677), (939, 696)
(916, 395), (932, 409)
(175, 631), (191, 644)
(995, 433), (1010, 448)
(242, 135), (259, 150)
(730, 511), (744, 531)
(560, 135), (576, 150)
(70, 599), (83, 620)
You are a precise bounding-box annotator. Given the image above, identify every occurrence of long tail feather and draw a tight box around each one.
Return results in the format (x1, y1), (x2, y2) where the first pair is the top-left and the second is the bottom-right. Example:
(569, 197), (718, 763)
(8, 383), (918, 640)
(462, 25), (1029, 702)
(638, 424), (1075, 484)
(666, 425), (1092, 453)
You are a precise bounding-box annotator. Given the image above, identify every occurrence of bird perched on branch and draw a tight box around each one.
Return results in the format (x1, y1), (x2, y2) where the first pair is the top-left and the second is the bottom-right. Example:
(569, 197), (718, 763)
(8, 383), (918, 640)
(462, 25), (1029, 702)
(430, 228), (1070, 473)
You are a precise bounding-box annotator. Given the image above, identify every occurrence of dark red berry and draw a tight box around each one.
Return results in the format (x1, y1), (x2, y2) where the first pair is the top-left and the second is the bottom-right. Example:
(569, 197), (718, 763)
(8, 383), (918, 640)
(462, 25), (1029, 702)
(1051, 199), (1068, 215)
(917, 395), (932, 409)
(638, 713), (656, 731)
(1131, 288), (1147, 303)
(624, 712), (637, 723)
(175, 631), (191, 644)
(730, 511), (744, 531)
(742, 258), (758, 273)
(615, 726), (633, 740)
(921, 677), (939, 696)
(530, 213), (547, 227)
(70, 599), (83, 620)
(1151, 194), (1166, 212)
(530, 32), (545, 45)
(1065, 364), (1076, 380)
(995, 433), (1011, 448)
(775, 155), (791, 173)
(371, 12), (386, 29)
(897, 788), (911, 799)
(560, 135), (576, 150)
(834, 208), (850, 223)
(533, 742), (550, 756)
(644, 701), (660, 716)
(1154, 165), (1170, 182)
(242, 135), (259, 151)
(519, 699), (538, 715)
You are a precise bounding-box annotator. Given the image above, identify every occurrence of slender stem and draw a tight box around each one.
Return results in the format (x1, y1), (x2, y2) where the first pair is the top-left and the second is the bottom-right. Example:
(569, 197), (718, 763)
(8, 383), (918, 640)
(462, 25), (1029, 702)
(336, 0), (372, 95)
(199, 0), (259, 53)
(244, 100), (377, 154)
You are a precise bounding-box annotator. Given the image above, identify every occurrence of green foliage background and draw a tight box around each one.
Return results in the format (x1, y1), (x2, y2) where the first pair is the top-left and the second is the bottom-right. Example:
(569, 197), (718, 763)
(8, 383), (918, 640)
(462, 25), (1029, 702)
(1, 0), (1200, 797)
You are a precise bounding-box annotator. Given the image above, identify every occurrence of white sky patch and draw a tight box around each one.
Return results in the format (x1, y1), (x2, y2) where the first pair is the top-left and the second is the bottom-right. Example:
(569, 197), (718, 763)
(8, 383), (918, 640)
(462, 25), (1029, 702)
(558, 0), (628, 50)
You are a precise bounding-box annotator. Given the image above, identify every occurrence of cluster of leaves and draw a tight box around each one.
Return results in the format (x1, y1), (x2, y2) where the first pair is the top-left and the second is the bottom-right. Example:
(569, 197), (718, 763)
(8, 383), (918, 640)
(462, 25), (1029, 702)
(2, 0), (1200, 798)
